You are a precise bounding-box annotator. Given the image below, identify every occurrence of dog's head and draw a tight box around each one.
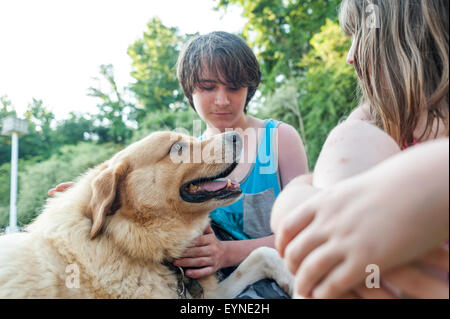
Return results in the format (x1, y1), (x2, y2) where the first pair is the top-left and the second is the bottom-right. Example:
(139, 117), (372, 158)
(85, 131), (242, 249)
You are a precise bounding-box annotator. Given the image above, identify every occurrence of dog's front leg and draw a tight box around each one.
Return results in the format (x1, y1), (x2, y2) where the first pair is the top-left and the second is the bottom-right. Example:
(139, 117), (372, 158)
(206, 247), (294, 299)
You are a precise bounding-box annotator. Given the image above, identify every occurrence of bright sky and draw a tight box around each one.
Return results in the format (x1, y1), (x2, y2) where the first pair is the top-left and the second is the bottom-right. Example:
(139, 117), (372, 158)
(0, 0), (246, 120)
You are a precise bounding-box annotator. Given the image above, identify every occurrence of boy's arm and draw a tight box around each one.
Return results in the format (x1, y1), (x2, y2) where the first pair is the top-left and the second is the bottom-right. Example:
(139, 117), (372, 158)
(277, 123), (309, 188)
(221, 235), (275, 268)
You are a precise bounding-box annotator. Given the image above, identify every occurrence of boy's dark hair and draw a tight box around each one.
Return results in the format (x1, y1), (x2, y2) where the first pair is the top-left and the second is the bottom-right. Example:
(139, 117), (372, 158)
(176, 31), (261, 113)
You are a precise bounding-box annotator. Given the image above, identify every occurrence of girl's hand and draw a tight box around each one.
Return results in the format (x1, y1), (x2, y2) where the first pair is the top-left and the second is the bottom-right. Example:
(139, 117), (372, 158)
(174, 225), (226, 279)
(379, 245), (449, 299)
(298, 245), (449, 299)
(48, 182), (75, 196)
(347, 245), (449, 299)
(275, 170), (448, 299)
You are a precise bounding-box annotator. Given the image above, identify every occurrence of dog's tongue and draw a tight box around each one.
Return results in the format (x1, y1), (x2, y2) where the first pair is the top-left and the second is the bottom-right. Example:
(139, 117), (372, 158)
(200, 179), (239, 192)
(201, 181), (227, 192)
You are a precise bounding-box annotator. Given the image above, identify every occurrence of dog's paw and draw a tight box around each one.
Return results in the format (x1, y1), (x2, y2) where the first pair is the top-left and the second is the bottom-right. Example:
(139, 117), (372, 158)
(247, 247), (295, 296)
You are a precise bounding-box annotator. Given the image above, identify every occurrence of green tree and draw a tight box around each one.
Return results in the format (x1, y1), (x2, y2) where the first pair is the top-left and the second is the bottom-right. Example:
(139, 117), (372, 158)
(127, 17), (194, 118)
(1, 96), (99, 165)
(0, 95), (16, 117)
(54, 112), (96, 146)
(216, 0), (342, 92)
(24, 98), (54, 142)
(88, 64), (135, 144)
(0, 95), (17, 164)
(0, 159), (29, 228)
(19, 99), (57, 161)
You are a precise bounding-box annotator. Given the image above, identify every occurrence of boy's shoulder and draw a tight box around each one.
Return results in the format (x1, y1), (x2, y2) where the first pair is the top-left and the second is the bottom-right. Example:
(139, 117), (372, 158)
(253, 116), (268, 128)
(276, 122), (301, 141)
(248, 116), (286, 129)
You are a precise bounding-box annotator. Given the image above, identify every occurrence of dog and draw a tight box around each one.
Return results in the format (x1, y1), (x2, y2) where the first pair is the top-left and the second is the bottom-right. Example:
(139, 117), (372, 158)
(0, 131), (293, 298)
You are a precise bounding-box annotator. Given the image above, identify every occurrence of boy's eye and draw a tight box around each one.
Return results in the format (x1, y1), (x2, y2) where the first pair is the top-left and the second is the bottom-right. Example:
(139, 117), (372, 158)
(198, 83), (241, 92)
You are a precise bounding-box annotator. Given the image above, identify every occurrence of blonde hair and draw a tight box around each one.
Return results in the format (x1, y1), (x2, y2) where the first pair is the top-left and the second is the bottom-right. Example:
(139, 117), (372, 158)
(339, 0), (449, 146)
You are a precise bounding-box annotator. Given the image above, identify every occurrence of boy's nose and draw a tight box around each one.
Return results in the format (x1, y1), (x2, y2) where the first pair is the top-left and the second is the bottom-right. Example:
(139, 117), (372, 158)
(214, 89), (230, 106)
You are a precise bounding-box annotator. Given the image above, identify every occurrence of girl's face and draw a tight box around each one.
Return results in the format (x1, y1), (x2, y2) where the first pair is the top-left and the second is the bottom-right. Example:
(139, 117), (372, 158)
(192, 71), (248, 131)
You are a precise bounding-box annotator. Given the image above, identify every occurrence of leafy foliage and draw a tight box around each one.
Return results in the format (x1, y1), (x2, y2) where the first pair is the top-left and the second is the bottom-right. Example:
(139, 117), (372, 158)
(88, 64), (136, 144)
(0, 98), (97, 166)
(54, 113), (96, 146)
(0, 162), (11, 207)
(215, 0), (342, 93)
(0, 95), (17, 164)
(127, 18), (194, 119)
(19, 98), (56, 160)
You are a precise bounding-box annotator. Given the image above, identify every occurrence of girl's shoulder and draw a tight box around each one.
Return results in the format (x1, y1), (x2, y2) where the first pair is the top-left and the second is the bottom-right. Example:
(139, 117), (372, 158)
(347, 103), (373, 122)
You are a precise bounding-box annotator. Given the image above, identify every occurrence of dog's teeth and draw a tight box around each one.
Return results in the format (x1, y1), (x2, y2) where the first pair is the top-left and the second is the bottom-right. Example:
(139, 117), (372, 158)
(226, 179), (231, 188)
(189, 184), (197, 193)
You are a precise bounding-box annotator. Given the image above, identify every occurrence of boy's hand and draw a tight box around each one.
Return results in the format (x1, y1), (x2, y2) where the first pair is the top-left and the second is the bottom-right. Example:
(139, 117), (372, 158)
(174, 225), (226, 279)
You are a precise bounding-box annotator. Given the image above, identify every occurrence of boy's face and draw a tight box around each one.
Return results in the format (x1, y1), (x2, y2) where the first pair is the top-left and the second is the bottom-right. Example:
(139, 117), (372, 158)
(192, 71), (248, 131)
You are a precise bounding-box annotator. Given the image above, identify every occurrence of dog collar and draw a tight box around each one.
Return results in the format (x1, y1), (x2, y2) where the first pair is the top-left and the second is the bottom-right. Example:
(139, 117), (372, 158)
(163, 261), (204, 299)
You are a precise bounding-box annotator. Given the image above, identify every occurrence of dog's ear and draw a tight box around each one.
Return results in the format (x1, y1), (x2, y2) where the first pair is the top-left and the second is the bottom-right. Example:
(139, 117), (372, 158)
(87, 161), (129, 239)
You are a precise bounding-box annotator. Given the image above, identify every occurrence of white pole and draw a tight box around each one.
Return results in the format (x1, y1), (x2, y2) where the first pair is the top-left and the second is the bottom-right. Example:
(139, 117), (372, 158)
(7, 132), (19, 233)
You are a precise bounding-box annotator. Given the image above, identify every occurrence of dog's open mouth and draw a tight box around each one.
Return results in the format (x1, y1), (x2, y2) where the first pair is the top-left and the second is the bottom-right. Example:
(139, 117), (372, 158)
(180, 163), (242, 203)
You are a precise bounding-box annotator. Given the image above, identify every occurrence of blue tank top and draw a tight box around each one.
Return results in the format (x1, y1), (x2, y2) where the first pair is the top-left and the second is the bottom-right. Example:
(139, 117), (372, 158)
(200, 119), (282, 240)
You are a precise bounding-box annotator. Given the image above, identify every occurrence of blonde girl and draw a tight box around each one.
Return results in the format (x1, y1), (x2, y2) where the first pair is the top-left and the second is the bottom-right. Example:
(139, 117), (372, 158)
(272, 0), (449, 298)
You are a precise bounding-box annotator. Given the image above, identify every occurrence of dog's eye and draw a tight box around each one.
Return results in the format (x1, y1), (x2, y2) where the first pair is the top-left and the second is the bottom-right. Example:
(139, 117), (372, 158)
(169, 143), (183, 156)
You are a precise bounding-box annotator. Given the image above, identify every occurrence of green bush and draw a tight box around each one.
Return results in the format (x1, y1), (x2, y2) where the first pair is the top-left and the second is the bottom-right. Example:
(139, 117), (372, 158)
(0, 206), (8, 232)
(0, 159), (35, 231)
(0, 162), (11, 207)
